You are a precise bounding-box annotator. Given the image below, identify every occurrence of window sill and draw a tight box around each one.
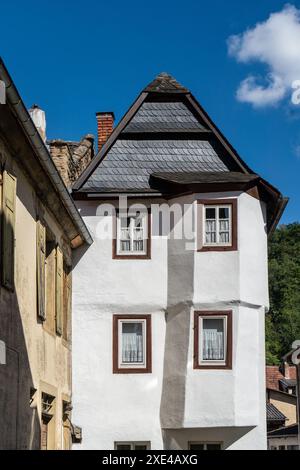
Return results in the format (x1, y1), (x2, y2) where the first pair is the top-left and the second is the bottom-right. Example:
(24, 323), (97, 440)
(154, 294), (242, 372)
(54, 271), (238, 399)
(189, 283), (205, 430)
(194, 364), (232, 370)
(113, 367), (152, 374)
(113, 253), (151, 260)
(197, 245), (237, 252)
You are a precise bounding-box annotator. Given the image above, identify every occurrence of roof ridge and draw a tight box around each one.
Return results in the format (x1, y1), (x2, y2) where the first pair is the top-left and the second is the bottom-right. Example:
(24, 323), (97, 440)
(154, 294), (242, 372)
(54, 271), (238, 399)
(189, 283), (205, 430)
(144, 72), (189, 93)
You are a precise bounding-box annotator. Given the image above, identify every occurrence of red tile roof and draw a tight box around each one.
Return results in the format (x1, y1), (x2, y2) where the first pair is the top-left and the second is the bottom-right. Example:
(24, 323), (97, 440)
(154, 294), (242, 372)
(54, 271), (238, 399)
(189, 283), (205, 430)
(266, 365), (297, 391)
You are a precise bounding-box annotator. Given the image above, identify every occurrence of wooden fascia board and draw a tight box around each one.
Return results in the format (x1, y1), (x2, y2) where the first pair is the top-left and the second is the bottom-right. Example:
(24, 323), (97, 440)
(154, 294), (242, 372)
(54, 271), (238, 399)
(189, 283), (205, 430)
(186, 93), (254, 174)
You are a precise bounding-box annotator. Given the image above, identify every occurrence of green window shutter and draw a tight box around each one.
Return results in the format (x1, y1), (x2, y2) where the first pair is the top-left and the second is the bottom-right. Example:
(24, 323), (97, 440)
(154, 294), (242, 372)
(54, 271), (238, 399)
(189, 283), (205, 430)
(56, 246), (63, 335)
(2, 171), (16, 290)
(36, 220), (46, 320)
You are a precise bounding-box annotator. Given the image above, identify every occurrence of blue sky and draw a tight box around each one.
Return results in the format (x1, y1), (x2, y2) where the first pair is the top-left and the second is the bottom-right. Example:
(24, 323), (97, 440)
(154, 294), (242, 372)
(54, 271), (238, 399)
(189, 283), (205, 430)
(1, 0), (299, 223)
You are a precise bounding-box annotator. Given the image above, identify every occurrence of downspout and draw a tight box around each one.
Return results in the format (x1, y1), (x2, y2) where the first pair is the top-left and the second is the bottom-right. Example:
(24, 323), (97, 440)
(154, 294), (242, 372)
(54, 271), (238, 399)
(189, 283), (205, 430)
(0, 59), (92, 246)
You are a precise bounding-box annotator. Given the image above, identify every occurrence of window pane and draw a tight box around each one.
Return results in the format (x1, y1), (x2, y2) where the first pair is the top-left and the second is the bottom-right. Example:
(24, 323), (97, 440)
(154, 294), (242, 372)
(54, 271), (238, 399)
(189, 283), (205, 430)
(206, 444), (221, 450)
(219, 207), (229, 219)
(135, 445), (148, 450)
(119, 217), (131, 252)
(116, 444), (131, 450)
(206, 208), (216, 219)
(219, 219), (230, 243)
(134, 213), (143, 228)
(202, 318), (225, 361)
(122, 322), (144, 363)
(133, 225), (144, 252)
(189, 444), (204, 450)
(120, 217), (131, 228)
(205, 220), (216, 243)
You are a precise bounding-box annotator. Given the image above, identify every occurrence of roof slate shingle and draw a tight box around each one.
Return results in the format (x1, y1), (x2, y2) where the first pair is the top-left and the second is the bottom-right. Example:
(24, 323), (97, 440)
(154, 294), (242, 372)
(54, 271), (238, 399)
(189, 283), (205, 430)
(144, 72), (189, 93)
(81, 139), (228, 191)
(125, 102), (207, 133)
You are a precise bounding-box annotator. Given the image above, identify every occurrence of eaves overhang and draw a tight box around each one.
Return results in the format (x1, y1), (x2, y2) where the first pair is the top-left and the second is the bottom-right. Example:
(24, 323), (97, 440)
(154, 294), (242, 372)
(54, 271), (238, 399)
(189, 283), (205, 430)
(0, 57), (92, 247)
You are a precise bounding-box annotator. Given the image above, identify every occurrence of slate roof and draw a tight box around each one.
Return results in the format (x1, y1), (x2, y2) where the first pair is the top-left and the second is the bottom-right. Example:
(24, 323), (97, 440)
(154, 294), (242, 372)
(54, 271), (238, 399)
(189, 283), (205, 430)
(144, 72), (189, 93)
(81, 139), (229, 192)
(266, 403), (287, 422)
(124, 102), (207, 133)
(150, 171), (259, 185)
(279, 378), (297, 388)
(268, 423), (298, 437)
(72, 72), (287, 236)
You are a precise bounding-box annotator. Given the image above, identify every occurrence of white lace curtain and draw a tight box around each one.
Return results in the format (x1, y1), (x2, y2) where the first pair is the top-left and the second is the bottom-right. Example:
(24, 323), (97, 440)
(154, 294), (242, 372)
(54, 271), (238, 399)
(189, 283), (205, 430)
(205, 219), (230, 244)
(122, 323), (143, 363)
(202, 319), (225, 361)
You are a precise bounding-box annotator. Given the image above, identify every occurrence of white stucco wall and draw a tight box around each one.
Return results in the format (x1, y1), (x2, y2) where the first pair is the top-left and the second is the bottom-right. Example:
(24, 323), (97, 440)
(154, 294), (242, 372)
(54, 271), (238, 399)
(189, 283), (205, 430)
(72, 191), (268, 450)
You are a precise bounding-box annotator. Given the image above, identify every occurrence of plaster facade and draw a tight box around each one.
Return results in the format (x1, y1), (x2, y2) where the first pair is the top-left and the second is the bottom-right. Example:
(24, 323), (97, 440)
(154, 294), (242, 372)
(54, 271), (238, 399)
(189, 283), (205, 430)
(0, 133), (72, 450)
(72, 191), (268, 449)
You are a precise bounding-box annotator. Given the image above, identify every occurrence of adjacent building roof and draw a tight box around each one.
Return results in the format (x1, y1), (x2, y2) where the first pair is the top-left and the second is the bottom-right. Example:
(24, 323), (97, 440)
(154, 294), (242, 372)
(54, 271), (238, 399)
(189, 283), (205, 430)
(279, 378), (297, 388)
(0, 57), (92, 247)
(268, 423), (299, 437)
(266, 366), (297, 391)
(72, 72), (287, 234)
(266, 403), (287, 422)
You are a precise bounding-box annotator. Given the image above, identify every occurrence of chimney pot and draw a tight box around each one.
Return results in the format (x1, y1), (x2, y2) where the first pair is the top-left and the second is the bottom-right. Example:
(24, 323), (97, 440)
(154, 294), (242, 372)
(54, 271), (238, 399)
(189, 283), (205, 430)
(29, 104), (47, 142)
(96, 111), (115, 150)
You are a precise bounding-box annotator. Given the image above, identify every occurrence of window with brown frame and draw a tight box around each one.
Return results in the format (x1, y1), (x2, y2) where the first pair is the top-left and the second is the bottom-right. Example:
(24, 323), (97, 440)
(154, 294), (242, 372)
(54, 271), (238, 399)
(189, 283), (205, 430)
(197, 199), (237, 252)
(189, 442), (222, 450)
(113, 315), (152, 373)
(115, 441), (151, 450)
(194, 311), (232, 369)
(113, 208), (151, 259)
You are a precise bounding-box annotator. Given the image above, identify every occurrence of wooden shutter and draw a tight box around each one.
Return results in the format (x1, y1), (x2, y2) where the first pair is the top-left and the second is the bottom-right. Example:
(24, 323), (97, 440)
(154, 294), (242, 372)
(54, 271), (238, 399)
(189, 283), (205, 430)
(63, 265), (72, 341)
(2, 171), (16, 290)
(55, 246), (63, 335)
(36, 220), (46, 320)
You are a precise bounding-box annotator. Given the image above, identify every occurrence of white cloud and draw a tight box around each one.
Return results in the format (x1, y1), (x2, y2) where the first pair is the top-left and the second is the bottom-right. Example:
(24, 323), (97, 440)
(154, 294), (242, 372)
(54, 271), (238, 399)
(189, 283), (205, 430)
(293, 144), (300, 158)
(228, 4), (300, 107)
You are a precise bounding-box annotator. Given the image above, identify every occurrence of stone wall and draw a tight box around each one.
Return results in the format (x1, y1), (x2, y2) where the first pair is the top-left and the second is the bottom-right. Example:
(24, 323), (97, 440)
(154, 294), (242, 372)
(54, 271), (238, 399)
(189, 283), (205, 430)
(49, 134), (94, 189)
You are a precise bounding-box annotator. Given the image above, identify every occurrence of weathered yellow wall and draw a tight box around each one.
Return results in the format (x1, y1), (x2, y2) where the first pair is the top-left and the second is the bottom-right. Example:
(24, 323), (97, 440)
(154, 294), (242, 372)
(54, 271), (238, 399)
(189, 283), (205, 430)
(269, 391), (297, 426)
(0, 137), (72, 449)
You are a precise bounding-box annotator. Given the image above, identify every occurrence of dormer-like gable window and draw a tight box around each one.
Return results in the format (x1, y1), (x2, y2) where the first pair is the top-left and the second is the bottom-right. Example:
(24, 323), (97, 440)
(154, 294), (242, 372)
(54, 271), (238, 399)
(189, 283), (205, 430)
(113, 209), (151, 259)
(197, 199), (237, 252)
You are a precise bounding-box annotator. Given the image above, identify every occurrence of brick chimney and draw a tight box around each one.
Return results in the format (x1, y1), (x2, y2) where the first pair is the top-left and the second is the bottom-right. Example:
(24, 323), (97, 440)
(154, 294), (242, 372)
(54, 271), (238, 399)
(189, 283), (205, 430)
(96, 112), (114, 151)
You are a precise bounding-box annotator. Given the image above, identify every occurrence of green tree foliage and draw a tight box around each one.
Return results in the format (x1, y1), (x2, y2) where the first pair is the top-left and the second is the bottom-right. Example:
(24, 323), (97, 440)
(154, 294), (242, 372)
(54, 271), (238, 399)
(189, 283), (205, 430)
(266, 223), (300, 364)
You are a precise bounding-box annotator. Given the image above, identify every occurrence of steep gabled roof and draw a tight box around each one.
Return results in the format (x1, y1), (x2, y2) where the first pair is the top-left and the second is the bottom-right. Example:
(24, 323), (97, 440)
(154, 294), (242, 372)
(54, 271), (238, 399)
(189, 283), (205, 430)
(73, 72), (250, 193)
(72, 72), (287, 234)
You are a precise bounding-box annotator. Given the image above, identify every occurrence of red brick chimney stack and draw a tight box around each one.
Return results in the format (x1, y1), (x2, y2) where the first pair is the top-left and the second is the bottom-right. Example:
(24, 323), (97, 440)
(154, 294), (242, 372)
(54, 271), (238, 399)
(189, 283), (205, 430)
(96, 112), (115, 151)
